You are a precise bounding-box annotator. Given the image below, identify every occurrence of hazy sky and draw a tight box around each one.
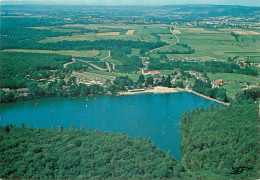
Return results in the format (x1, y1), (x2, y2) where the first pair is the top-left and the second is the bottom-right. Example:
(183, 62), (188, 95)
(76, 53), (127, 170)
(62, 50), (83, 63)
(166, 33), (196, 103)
(1, 0), (260, 6)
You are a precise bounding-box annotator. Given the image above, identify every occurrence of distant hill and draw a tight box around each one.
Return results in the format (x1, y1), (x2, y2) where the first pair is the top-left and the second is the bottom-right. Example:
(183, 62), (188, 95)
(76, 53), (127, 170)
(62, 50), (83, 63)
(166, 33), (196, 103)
(1, 5), (259, 21)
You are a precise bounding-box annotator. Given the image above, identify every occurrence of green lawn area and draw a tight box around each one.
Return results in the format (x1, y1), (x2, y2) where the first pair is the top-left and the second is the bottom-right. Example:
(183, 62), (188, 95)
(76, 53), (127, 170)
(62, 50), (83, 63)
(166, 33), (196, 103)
(1, 49), (100, 58)
(103, 57), (122, 65)
(223, 83), (244, 100)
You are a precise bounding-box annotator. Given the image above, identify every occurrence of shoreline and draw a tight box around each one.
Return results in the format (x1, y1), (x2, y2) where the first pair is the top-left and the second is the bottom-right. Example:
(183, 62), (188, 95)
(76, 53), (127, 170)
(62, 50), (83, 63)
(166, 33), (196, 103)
(185, 89), (230, 106)
(119, 86), (185, 95)
(1, 86), (230, 106)
(119, 86), (230, 106)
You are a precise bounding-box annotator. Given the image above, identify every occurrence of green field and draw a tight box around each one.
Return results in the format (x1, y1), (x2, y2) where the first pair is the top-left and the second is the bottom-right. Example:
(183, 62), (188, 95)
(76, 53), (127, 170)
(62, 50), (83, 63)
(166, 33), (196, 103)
(1, 49), (100, 58)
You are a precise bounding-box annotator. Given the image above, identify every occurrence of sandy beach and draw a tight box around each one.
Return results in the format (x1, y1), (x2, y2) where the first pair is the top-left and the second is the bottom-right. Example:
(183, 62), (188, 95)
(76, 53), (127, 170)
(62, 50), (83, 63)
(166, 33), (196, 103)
(119, 86), (185, 95)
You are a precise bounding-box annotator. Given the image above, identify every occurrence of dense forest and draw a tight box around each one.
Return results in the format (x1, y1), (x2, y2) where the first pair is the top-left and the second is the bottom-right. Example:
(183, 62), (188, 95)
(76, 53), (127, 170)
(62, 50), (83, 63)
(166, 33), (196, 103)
(180, 104), (259, 179)
(0, 125), (181, 179)
(0, 52), (71, 89)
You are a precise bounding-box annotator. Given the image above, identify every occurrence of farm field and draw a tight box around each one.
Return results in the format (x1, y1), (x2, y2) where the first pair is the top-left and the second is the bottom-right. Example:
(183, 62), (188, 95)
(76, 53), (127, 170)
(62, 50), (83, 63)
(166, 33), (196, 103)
(29, 23), (260, 62)
(168, 26), (260, 61)
(38, 24), (171, 43)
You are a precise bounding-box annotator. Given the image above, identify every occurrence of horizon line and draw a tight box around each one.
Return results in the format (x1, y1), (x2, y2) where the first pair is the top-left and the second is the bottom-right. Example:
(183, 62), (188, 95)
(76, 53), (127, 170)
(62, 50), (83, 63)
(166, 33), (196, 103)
(1, 3), (260, 7)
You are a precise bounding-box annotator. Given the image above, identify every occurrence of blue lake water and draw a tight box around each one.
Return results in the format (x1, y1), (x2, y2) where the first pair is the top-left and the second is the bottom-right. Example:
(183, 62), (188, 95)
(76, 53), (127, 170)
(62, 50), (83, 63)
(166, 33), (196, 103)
(0, 92), (219, 161)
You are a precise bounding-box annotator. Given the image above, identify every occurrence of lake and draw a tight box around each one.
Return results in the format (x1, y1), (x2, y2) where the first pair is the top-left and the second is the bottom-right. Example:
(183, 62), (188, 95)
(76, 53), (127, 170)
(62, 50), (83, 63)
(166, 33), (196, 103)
(0, 92), (218, 161)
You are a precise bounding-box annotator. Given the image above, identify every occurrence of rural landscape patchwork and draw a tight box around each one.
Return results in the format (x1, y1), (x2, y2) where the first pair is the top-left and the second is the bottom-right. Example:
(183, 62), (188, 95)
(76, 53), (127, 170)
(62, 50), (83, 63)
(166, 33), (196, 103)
(0, 2), (259, 179)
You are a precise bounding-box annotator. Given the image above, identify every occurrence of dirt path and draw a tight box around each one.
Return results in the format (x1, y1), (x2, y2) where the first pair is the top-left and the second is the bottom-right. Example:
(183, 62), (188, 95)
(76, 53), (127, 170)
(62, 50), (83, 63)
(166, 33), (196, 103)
(112, 63), (117, 71)
(64, 51), (112, 72)
(105, 62), (111, 72)
(63, 58), (76, 68)
(101, 50), (111, 72)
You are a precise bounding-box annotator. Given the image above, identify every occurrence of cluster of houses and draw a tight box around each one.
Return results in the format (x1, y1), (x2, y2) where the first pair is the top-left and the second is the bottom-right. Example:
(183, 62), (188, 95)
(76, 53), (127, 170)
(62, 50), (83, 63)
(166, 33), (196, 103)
(235, 60), (260, 68)
(1, 88), (29, 97)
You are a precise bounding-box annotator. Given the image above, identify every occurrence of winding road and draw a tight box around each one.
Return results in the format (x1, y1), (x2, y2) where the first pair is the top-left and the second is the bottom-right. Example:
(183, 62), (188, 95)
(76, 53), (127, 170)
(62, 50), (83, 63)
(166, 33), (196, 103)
(146, 27), (179, 55)
(63, 51), (112, 72)
(63, 58), (76, 68)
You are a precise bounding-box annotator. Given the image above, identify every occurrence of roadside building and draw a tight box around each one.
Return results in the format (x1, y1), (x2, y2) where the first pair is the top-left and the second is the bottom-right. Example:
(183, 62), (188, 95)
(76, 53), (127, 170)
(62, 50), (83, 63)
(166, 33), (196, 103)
(212, 79), (224, 88)
(215, 79), (223, 86)
(149, 70), (160, 76)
